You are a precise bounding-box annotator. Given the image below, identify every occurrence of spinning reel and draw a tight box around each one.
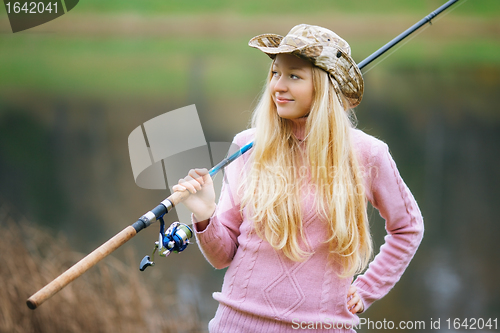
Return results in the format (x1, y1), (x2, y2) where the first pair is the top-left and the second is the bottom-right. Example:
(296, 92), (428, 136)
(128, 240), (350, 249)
(139, 216), (193, 271)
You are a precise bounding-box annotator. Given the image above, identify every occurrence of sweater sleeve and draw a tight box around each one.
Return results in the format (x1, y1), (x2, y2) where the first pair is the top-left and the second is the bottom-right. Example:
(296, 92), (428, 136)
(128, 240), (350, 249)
(353, 140), (424, 311)
(192, 135), (250, 269)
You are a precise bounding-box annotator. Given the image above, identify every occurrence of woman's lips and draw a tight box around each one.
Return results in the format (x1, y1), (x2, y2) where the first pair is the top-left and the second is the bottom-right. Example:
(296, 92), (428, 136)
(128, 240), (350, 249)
(275, 96), (294, 104)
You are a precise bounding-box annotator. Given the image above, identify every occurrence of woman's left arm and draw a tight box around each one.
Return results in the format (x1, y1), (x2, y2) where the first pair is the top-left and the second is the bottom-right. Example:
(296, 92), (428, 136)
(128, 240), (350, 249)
(352, 140), (424, 312)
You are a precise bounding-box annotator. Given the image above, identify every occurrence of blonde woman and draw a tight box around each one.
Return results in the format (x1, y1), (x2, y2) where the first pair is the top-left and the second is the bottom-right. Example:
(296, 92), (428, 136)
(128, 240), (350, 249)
(173, 24), (424, 333)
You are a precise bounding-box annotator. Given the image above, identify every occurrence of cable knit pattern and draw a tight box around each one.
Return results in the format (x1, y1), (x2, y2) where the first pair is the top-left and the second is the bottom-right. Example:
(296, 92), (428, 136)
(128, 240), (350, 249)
(193, 126), (424, 333)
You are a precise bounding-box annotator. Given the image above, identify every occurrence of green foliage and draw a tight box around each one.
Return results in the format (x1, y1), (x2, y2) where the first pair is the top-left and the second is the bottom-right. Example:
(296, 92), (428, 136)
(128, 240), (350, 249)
(73, 0), (500, 17)
(0, 0), (498, 99)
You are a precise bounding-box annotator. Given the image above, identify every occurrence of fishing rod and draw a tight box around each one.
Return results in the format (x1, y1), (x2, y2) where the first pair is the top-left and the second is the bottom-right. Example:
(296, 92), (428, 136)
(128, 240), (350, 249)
(26, 141), (255, 310)
(357, 0), (459, 69)
(26, 0), (460, 310)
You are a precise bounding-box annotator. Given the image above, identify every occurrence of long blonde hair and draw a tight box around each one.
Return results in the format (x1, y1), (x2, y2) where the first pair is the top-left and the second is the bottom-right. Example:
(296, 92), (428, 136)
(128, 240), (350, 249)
(241, 62), (372, 277)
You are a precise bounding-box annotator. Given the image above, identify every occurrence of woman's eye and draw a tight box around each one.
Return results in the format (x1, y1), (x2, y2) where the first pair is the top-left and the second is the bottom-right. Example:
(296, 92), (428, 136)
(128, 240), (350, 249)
(271, 71), (279, 77)
(291, 74), (300, 79)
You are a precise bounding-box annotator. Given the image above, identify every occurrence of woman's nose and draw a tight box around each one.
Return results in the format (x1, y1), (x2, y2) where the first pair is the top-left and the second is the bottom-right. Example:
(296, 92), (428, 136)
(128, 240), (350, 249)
(273, 76), (287, 92)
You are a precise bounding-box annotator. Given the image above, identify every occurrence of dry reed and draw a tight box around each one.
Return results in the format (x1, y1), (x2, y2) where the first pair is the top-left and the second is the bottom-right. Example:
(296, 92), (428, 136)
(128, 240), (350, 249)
(0, 201), (204, 333)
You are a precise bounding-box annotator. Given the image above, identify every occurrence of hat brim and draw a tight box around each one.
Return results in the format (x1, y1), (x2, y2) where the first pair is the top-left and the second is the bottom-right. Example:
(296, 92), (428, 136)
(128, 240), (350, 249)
(249, 34), (311, 58)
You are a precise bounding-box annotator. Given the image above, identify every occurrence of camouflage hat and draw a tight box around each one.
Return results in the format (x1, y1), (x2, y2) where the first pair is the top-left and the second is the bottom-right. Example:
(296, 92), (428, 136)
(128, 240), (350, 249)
(248, 24), (364, 108)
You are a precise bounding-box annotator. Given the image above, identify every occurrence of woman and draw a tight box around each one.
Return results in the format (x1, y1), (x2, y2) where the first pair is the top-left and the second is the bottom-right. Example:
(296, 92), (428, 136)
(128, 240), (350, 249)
(173, 24), (424, 332)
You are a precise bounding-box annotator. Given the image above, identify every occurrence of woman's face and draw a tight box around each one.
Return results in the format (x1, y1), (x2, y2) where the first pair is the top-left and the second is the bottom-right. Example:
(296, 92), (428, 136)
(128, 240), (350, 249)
(269, 54), (314, 120)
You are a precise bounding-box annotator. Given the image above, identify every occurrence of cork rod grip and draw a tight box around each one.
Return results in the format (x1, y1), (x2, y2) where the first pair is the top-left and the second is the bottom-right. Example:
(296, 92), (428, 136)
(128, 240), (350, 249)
(26, 225), (137, 310)
(167, 189), (190, 208)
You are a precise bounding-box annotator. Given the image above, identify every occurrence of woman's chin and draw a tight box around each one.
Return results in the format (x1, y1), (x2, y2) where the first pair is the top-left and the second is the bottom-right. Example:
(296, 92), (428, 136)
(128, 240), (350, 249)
(277, 109), (297, 120)
(277, 112), (307, 120)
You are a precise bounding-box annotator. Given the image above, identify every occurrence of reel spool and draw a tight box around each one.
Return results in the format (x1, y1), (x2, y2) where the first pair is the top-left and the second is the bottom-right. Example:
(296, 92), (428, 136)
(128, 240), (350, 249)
(140, 220), (193, 271)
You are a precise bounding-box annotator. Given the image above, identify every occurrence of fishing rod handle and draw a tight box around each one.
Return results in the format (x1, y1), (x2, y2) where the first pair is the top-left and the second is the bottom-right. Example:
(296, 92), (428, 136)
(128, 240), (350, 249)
(26, 225), (137, 310)
(26, 191), (189, 310)
(162, 189), (190, 212)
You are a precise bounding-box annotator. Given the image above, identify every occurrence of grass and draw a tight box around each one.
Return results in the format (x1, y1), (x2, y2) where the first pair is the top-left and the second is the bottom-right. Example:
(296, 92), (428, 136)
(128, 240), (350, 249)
(0, 200), (203, 333)
(0, 35), (269, 99)
(1, 33), (498, 101)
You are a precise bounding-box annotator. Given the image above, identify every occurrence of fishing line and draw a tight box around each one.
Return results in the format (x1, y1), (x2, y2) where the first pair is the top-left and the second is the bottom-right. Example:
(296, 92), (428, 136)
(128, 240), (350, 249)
(361, 26), (429, 75)
(362, 0), (469, 75)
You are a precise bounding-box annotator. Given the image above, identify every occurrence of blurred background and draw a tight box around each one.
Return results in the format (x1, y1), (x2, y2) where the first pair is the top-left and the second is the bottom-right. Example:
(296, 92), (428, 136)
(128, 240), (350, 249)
(1, 0), (499, 332)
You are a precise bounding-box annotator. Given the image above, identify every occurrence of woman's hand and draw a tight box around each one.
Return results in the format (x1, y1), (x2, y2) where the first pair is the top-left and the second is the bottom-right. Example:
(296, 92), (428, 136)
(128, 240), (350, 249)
(347, 283), (364, 314)
(172, 168), (216, 223)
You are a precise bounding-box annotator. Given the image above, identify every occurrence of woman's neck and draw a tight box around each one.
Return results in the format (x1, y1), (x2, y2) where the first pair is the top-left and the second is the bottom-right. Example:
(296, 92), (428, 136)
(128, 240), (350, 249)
(289, 116), (308, 141)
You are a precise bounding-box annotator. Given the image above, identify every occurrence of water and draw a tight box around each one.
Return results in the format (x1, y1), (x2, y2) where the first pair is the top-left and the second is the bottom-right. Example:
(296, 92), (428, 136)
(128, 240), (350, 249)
(1, 64), (499, 330)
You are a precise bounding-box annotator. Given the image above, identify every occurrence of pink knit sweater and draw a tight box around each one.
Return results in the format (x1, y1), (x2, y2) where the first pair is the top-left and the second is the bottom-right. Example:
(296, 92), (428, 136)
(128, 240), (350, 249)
(193, 126), (424, 333)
